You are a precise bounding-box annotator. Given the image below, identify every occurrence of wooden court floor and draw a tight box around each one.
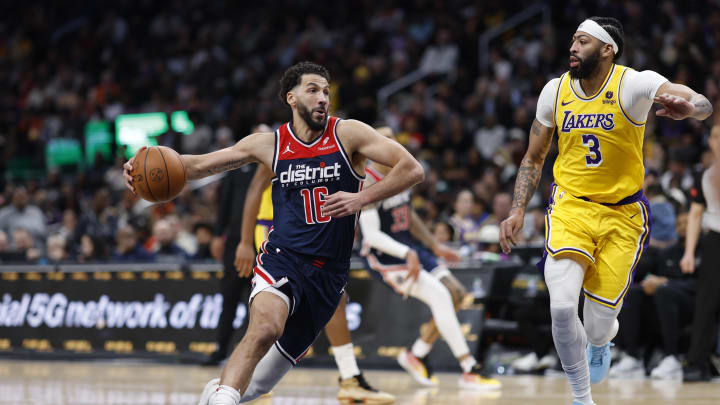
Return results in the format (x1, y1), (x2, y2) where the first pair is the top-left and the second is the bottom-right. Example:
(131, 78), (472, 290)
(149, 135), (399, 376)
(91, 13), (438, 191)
(0, 359), (718, 404)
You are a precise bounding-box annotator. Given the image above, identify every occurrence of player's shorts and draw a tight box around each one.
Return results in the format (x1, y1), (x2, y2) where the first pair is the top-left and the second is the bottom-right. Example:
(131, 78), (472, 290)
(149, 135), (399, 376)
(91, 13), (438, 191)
(539, 183), (651, 309)
(254, 220), (272, 251)
(250, 240), (348, 364)
(362, 244), (451, 295)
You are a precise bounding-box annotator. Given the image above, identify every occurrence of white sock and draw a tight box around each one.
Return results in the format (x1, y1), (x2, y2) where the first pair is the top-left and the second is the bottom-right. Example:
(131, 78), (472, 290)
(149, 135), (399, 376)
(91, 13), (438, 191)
(564, 360), (593, 404)
(460, 356), (477, 373)
(332, 343), (361, 380)
(411, 338), (433, 359)
(209, 385), (241, 405)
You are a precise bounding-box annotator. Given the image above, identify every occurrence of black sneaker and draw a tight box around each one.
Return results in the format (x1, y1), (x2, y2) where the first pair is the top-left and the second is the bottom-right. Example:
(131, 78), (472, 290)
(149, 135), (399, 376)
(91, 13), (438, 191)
(683, 364), (711, 382)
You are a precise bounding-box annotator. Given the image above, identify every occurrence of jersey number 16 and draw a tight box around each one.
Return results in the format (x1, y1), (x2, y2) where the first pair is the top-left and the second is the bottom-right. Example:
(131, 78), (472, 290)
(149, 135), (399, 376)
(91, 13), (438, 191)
(300, 187), (330, 224)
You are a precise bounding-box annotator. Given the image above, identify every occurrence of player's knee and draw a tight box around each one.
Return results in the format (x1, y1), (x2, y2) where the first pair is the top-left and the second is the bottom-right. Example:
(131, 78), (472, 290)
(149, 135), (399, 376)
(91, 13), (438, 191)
(247, 322), (283, 349)
(584, 321), (609, 346)
(550, 304), (575, 329)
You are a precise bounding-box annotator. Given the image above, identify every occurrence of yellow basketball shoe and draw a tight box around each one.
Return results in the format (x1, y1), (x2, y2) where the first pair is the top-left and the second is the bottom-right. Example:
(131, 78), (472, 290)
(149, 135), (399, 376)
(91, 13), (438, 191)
(337, 373), (395, 404)
(458, 365), (502, 391)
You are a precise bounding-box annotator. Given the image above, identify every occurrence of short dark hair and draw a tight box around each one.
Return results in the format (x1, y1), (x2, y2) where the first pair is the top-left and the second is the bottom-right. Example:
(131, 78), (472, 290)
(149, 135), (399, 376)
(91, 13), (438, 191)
(589, 16), (624, 61)
(278, 61), (331, 106)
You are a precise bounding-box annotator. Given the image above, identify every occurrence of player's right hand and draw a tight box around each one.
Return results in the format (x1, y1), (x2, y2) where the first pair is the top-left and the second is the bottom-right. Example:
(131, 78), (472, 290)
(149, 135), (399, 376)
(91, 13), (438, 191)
(122, 146), (146, 195)
(404, 249), (421, 297)
(680, 252), (695, 274)
(234, 240), (256, 278)
(499, 209), (524, 254)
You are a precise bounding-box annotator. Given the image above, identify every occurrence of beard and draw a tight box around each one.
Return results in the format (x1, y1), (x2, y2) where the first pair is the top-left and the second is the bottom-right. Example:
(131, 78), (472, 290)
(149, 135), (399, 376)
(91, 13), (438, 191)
(569, 48), (601, 79)
(298, 102), (327, 131)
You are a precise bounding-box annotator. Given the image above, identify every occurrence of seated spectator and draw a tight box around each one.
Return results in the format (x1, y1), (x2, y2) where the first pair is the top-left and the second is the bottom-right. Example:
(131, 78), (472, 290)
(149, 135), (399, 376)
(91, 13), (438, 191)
(646, 184), (677, 248)
(0, 186), (47, 243)
(432, 222), (455, 244)
(152, 219), (188, 263)
(113, 225), (155, 262)
(46, 234), (70, 263)
(10, 227), (42, 263)
(73, 187), (117, 247)
(75, 234), (108, 263)
(193, 223), (214, 260)
(480, 192), (512, 228)
(609, 213), (694, 378)
(449, 189), (484, 249)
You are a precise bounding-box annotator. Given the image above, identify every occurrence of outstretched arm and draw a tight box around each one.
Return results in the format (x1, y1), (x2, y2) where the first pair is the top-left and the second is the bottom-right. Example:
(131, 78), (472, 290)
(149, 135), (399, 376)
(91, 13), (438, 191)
(499, 119), (554, 253)
(655, 82), (713, 121)
(123, 132), (274, 193)
(323, 120), (424, 218)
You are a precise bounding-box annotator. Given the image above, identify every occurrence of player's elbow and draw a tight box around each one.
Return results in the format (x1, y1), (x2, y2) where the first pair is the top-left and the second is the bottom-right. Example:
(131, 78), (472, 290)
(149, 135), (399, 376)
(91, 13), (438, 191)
(407, 160), (425, 185)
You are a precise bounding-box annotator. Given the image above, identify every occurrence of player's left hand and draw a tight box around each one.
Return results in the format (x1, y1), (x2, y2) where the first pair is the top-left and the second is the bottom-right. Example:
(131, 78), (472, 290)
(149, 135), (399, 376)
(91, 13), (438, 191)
(432, 243), (461, 263)
(323, 191), (364, 218)
(655, 93), (695, 120)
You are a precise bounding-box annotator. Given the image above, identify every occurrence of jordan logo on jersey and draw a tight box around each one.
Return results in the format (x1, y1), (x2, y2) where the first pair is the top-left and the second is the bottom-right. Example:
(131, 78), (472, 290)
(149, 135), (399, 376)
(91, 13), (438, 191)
(559, 111), (615, 133)
(279, 162), (342, 187)
(282, 144), (295, 155)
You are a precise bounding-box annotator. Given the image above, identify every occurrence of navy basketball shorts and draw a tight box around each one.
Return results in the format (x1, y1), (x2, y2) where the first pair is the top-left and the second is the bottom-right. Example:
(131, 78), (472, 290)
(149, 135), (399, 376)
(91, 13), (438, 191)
(250, 241), (348, 365)
(363, 244), (451, 294)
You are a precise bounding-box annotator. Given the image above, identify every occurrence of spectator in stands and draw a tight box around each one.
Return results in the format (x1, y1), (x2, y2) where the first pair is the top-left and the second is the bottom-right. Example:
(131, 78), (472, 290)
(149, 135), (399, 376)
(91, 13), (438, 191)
(73, 187), (117, 247)
(0, 186), (47, 243)
(419, 28), (459, 78)
(449, 189), (483, 248)
(152, 219), (188, 263)
(474, 114), (507, 161)
(113, 225), (155, 262)
(46, 233), (69, 263)
(11, 227), (42, 263)
(433, 222), (455, 244)
(193, 223), (213, 261)
(647, 212), (697, 380)
(610, 212), (695, 379)
(75, 234), (107, 263)
(481, 192), (512, 228)
(660, 149), (695, 192)
(0, 231), (10, 260)
(646, 184), (678, 249)
(166, 213), (196, 256)
(49, 209), (78, 241)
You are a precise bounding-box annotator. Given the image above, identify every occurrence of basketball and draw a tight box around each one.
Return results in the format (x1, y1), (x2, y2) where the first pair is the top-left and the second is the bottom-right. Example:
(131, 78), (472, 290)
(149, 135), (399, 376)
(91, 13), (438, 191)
(131, 146), (186, 203)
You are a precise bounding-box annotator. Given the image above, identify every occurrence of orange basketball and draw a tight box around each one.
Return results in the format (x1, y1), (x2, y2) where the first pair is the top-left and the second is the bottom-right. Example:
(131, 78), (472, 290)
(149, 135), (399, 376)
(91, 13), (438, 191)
(131, 146), (186, 203)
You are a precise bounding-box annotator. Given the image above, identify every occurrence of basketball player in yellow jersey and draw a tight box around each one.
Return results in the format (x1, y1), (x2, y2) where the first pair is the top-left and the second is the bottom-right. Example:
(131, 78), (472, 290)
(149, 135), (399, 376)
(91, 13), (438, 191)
(233, 161), (395, 404)
(500, 17), (712, 405)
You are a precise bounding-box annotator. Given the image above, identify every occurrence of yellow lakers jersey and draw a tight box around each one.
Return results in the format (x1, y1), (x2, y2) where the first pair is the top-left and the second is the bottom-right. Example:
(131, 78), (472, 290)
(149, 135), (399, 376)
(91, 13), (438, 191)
(257, 185), (273, 221)
(553, 64), (645, 204)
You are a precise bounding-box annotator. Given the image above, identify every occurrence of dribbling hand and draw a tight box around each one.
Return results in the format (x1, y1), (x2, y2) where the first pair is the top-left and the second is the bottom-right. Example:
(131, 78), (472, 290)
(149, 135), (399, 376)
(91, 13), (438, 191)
(122, 146), (147, 195)
(499, 209), (524, 254)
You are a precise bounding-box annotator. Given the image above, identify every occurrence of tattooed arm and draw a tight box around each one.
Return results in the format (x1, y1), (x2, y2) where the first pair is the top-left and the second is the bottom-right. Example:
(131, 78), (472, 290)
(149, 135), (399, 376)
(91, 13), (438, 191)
(181, 132), (275, 180)
(499, 119), (554, 253)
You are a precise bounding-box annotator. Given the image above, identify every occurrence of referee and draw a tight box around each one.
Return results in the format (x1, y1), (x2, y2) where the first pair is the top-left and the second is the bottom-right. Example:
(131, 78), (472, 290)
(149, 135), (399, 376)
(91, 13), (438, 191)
(681, 124), (720, 382)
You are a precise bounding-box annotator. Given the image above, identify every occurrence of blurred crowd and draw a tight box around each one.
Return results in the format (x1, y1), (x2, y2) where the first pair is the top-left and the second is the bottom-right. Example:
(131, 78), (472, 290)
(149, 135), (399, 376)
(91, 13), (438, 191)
(1, 0), (720, 263)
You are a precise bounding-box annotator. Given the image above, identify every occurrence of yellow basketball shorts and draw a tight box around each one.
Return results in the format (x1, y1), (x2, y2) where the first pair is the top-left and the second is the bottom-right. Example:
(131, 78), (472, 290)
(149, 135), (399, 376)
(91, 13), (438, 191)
(254, 220), (272, 253)
(543, 183), (651, 308)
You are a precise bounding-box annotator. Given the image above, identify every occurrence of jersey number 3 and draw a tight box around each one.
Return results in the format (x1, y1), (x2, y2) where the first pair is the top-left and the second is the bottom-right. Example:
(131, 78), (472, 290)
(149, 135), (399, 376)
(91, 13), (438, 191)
(582, 134), (603, 167)
(300, 187), (330, 224)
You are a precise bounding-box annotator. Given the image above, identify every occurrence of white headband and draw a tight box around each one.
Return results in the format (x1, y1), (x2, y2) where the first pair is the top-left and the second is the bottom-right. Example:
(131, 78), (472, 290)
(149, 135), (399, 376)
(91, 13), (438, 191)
(577, 19), (618, 54)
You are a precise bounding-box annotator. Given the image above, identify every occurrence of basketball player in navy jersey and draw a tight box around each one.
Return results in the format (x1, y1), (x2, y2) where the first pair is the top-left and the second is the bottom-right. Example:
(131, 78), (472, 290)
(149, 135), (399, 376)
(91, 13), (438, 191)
(359, 127), (501, 391)
(123, 62), (424, 405)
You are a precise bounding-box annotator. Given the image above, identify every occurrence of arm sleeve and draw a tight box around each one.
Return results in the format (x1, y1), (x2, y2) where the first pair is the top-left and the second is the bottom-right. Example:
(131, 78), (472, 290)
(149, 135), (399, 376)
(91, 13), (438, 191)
(690, 170), (706, 206)
(358, 208), (410, 259)
(535, 78), (560, 128)
(620, 69), (668, 124)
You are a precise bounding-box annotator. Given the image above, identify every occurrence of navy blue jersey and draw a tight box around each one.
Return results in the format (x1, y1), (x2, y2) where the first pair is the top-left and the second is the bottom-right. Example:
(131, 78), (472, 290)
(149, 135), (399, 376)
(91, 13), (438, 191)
(365, 166), (413, 244)
(269, 117), (365, 262)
